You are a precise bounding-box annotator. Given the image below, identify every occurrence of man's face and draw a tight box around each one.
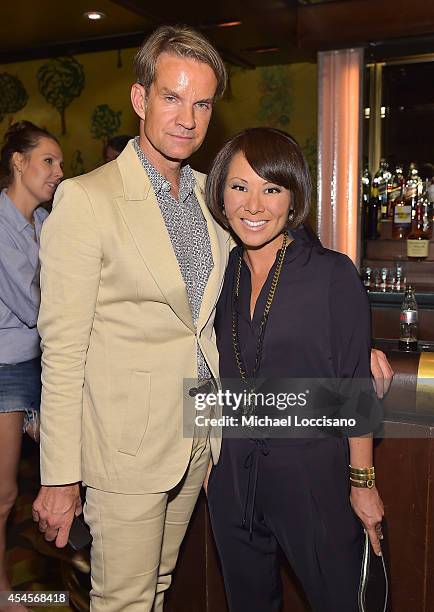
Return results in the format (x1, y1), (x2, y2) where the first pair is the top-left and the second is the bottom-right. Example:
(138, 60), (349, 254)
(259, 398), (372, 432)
(137, 52), (218, 167)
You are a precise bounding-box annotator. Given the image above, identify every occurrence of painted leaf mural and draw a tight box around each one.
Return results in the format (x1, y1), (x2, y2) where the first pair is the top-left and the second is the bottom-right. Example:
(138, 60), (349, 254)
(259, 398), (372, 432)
(37, 57), (85, 135)
(257, 67), (293, 127)
(0, 73), (28, 124)
(71, 150), (85, 177)
(90, 104), (122, 144)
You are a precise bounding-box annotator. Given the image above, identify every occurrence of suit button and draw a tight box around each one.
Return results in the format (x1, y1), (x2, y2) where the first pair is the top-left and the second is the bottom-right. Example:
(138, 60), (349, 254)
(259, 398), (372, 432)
(189, 387), (198, 397)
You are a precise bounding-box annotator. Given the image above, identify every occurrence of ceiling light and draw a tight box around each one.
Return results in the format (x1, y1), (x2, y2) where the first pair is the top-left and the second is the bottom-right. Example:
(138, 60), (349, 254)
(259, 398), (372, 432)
(84, 11), (106, 20)
(217, 20), (242, 28)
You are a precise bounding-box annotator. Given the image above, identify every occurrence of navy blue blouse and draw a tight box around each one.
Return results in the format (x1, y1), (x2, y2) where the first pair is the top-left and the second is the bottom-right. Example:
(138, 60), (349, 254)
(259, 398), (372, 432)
(215, 227), (371, 382)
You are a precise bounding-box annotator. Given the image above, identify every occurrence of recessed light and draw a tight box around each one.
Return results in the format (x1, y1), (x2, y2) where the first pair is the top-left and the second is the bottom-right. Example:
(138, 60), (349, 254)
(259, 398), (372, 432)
(84, 11), (106, 20)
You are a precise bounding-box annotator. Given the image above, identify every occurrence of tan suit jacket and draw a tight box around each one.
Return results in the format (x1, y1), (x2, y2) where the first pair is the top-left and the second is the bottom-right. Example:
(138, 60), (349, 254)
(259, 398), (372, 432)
(38, 141), (230, 493)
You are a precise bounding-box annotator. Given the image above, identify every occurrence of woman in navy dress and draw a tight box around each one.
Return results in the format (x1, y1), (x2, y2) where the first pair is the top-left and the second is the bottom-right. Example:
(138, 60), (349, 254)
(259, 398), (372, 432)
(205, 127), (384, 612)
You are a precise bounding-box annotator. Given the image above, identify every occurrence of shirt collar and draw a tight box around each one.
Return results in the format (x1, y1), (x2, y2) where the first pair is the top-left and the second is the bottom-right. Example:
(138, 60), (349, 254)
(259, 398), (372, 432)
(0, 189), (33, 232)
(236, 228), (321, 271)
(133, 136), (195, 202)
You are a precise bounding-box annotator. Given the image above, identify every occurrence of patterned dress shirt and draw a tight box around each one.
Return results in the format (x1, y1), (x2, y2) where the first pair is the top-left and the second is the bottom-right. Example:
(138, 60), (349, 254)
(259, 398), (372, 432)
(133, 137), (213, 381)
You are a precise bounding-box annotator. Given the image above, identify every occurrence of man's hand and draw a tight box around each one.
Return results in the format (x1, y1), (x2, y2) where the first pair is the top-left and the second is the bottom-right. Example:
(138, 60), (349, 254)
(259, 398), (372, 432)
(370, 349), (394, 399)
(32, 484), (82, 548)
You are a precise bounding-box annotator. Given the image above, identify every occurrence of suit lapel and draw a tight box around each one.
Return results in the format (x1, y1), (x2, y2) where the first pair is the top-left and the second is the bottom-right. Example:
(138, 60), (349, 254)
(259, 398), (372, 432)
(115, 142), (195, 332)
(194, 173), (230, 331)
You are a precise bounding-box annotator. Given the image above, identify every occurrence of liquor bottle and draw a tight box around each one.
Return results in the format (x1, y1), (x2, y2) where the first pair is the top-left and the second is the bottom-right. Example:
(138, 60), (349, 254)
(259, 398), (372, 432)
(399, 286), (418, 351)
(421, 180), (433, 237)
(373, 159), (391, 219)
(428, 177), (434, 206)
(367, 187), (381, 239)
(405, 163), (422, 220)
(407, 203), (430, 261)
(388, 164), (404, 216)
(362, 166), (371, 207)
(392, 180), (412, 239)
(361, 166), (371, 239)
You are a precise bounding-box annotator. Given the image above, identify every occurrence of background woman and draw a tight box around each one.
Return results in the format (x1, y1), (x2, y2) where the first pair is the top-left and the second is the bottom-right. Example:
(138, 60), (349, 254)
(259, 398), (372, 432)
(205, 127), (384, 612)
(0, 121), (63, 608)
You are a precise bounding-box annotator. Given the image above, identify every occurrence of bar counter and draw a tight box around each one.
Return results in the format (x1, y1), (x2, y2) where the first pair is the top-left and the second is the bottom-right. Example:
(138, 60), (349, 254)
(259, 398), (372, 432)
(369, 288), (434, 342)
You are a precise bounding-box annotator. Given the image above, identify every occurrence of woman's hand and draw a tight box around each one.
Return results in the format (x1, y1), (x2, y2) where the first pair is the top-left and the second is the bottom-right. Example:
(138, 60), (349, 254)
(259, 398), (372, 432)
(350, 486), (384, 555)
(370, 348), (394, 398)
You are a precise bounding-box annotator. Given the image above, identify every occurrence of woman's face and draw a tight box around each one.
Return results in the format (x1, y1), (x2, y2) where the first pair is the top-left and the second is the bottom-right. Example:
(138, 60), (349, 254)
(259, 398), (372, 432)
(14, 137), (63, 204)
(223, 151), (291, 249)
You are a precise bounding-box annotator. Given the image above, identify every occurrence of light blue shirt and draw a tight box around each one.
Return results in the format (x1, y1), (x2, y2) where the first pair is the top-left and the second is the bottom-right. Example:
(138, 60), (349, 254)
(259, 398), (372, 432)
(0, 189), (48, 363)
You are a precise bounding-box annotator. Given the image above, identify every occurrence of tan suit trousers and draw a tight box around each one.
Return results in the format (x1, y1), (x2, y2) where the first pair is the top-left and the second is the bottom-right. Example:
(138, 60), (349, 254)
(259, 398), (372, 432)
(83, 432), (210, 611)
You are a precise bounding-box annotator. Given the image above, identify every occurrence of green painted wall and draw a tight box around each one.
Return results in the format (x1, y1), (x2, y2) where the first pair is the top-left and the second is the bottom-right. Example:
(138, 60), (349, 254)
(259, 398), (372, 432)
(0, 48), (317, 185)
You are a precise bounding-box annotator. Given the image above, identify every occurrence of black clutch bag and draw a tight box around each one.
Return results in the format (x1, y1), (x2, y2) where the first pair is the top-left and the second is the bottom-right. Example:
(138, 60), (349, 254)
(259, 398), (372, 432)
(358, 523), (390, 612)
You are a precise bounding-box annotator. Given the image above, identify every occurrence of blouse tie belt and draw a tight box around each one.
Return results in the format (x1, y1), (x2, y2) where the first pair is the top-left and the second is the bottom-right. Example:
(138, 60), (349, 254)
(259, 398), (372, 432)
(241, 438), (270, 538)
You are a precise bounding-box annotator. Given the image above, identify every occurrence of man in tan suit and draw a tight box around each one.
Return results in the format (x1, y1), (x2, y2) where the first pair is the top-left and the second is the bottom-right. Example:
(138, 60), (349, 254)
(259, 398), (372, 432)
(32, 25), (229, 611)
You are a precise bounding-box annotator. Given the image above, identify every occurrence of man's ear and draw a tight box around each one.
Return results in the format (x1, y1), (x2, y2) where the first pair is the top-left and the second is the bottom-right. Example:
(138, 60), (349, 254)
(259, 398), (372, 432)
(131, 83), (147, 120)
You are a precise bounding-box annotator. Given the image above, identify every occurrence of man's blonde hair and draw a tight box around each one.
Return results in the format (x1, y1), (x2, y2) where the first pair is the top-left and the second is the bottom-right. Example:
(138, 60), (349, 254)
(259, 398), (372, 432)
(134, 25), (227, 99)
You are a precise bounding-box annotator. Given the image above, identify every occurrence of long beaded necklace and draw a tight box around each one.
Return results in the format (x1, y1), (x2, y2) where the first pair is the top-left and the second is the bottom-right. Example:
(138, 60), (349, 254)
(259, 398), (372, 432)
(231, 233), (289, 417)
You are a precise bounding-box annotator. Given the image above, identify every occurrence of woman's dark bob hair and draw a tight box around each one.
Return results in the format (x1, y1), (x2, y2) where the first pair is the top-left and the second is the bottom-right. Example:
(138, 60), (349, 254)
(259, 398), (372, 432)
(205, 127), (312, 230)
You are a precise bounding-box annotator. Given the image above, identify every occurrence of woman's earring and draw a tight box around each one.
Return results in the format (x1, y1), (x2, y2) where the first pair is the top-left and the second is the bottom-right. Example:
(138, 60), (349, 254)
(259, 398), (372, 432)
(222, 205), (226, 217)
(288, 209), (294, 221)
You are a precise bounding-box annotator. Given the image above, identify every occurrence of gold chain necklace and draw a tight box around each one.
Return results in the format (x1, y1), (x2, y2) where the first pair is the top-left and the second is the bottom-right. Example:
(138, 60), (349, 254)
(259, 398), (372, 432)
(231, 233), (289, 402)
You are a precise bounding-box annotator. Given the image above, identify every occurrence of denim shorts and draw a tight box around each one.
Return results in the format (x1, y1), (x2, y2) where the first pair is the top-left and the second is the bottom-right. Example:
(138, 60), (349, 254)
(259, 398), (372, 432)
(0, 357), (42, 414)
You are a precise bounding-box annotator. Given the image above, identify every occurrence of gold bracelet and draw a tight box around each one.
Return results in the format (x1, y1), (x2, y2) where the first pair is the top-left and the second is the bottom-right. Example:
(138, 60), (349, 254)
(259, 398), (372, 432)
(348, 465), (375, 474)
(349, 465), (375, 475)
(349, 473), (376, 481)
(350, 477), (375, 489)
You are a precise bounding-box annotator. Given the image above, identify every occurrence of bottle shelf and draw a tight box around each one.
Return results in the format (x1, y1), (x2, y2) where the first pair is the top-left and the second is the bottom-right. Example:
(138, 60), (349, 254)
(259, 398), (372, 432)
(365, 239), (434, 262)
(367, 288), (434, 309)
(363, 257), (434, 287)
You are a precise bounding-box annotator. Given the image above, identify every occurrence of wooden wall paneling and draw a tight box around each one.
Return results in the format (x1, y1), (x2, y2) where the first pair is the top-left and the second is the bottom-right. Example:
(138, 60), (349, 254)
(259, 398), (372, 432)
(297, 0), (434, 49)
(375, 422), (433, 611)
(426, 437), (434, 611)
